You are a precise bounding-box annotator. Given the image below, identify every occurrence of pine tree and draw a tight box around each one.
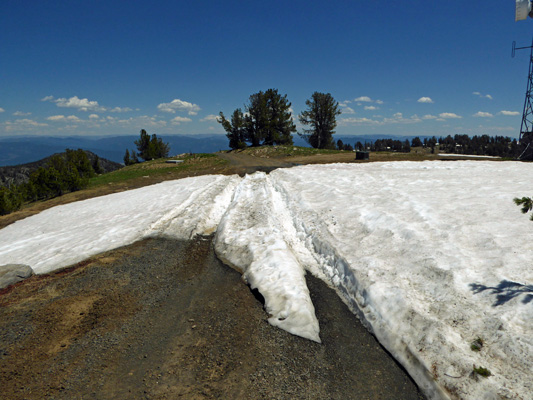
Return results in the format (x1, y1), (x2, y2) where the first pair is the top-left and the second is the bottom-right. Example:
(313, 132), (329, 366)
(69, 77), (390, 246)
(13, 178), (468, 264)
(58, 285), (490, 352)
(298, 92), (341, 149)
(135, 129), (151, 160)
(262, 89), (295, 146)
(134, 129), (170, 161)
(219, 109), (247, 149)
(92, 155), (103, 174)
(124, 149), (131, 165)
(219, 89), (295, 148)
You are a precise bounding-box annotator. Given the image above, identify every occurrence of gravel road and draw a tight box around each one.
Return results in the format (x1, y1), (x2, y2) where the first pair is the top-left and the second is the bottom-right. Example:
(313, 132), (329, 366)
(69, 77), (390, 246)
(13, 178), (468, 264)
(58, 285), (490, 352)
(0, 236), (426, 399)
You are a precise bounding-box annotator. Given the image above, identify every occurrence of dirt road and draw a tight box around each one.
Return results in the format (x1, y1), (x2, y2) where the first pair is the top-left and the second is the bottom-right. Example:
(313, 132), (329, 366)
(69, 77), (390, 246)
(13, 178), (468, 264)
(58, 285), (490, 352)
(0, 237), (425, 399)
(217, 151), (300, 176)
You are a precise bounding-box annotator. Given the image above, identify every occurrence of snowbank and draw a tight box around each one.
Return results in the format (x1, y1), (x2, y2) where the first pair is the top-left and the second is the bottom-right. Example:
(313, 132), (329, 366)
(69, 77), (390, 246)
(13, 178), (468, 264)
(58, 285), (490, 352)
(270, 161), (533, 400)
(1, 161), (533, 399)
(215, 172), (320, 342)
(0, 175), (240, 274)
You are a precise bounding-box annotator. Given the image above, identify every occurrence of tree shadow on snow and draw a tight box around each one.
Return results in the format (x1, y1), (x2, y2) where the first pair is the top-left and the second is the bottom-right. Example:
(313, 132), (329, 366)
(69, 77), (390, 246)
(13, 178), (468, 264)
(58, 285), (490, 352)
(470, 280), (533, 307)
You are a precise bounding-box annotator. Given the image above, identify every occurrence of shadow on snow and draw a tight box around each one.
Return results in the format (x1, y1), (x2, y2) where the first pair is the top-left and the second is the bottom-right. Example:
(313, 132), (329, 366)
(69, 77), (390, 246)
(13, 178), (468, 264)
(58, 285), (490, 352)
(470, 280), (533, 307)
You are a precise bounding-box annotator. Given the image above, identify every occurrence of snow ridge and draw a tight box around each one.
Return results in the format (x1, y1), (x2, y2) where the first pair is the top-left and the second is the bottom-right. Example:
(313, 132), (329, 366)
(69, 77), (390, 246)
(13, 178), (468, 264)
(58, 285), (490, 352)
(214, 172), (321, 342)
(270, 170), (449, 400)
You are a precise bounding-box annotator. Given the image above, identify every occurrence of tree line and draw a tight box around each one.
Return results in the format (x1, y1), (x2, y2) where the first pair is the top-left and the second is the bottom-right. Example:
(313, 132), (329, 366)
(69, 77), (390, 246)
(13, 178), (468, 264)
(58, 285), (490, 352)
(409, 134), (522, 158)
(0, 149), (99, 215)
(219, 89), (341, 150)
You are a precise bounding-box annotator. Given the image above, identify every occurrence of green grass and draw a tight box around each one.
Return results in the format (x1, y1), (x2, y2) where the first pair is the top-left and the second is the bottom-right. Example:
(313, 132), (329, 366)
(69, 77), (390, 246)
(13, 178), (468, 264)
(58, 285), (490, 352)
(88, 154), (223, 188)
(240, 145), (343, 157)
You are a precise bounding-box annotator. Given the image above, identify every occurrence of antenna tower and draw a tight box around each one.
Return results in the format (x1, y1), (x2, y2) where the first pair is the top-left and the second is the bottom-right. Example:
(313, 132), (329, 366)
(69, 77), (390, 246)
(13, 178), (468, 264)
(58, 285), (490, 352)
(514, 0), (533, 159)
(513, 38), (533, 160)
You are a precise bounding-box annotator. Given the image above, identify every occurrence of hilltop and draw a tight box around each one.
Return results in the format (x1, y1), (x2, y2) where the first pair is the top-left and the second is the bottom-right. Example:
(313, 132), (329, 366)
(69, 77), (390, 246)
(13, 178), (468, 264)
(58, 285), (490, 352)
(0, 150), (122, 188)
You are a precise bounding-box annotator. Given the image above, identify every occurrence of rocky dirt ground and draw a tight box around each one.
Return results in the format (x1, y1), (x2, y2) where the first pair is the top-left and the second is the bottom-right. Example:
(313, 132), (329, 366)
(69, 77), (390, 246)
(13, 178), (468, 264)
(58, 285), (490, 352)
(0, 236), (426, 399)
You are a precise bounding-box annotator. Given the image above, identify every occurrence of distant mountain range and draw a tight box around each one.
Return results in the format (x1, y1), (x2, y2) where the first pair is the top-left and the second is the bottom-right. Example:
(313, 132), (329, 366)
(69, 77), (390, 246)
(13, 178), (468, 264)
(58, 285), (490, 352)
(0, 135), (230, 167)
(0, 134), (417, 167)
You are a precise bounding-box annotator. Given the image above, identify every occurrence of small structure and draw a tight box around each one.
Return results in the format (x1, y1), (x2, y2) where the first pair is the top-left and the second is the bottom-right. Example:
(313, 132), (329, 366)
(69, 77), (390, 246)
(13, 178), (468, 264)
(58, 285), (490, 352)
(355, 151), (369, 160)
(165, 160), (184, 164)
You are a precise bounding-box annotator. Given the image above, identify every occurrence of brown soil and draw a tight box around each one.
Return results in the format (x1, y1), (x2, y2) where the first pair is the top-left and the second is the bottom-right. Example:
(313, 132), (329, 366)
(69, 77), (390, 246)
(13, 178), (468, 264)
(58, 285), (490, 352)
(0, 237), (425, 399)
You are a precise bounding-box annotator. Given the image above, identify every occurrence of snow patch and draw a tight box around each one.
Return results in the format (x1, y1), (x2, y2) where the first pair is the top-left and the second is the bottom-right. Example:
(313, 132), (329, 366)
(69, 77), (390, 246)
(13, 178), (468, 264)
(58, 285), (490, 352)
(215, 172), (321, 343)
(0, 175), (237, 274)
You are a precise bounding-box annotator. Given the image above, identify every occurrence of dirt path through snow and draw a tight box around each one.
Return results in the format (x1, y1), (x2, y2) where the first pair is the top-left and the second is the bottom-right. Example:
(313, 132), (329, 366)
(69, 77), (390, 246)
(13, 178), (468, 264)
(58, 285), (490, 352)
(0, 236), (425, 399)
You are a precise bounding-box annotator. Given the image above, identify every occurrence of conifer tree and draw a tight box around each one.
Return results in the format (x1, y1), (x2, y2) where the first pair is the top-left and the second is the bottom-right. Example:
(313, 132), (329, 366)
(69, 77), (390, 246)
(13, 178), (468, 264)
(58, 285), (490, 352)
(134, 129), (170, 161)
(218, 109), (246, 149)
(219, 89), (295, 148)
(299, 92), (341, 149)
(124, 149), (131, 165)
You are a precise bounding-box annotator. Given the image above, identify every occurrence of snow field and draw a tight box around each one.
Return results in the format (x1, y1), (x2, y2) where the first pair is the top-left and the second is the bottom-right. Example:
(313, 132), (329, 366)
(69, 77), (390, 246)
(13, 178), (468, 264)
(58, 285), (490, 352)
(1, 160), (533, 399)
(0, 175), (239, 274)
(271, 162), (533, 400)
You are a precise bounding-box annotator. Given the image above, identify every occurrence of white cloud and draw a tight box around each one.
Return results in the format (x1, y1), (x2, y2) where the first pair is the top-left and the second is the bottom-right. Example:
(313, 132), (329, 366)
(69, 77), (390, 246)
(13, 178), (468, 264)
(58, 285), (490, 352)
(89, 114), (100, 119)
(364, 106), (377, 111)
(109, 107), (133, 113)
(375, 100), (384, 105)
(42, 95), (106, 112)
(56, 96), (104, 112)
(473, 111), (493, 118)
(473, 92), (493, 100)
(439, 112), (462, 119)
(341, 106), (356, 114)
(499, 110), (520, 116)
(422, 114), (438, 120)
(171, 116), (193, 125)
(41, 95), (134, 114)
(46, 115), (81, 122)
(340, 112), (422, 126)
(0, 108), (5, 113)
(200, 114), (219, 122)
(107, 115), (167, 128)
(4, 119), (48, 132)
(382, 113), (422, 125)
(13, 111), (31, 116)
(354, 96), (372, 102)
(417, 97), (434, 104)
(158, 99), (201, 115)
(339, 117), (380, 125)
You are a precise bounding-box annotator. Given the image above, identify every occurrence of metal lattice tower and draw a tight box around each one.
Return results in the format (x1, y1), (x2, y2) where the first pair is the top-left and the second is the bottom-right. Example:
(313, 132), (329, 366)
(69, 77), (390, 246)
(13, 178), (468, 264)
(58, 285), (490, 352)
(514, 38), (533, 160)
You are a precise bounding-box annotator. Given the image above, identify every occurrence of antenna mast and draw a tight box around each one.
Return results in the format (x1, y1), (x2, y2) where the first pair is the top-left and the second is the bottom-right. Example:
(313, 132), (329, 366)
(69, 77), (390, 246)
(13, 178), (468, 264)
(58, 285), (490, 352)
(514, 0), (533, 160)
(513, 38), (533, 159)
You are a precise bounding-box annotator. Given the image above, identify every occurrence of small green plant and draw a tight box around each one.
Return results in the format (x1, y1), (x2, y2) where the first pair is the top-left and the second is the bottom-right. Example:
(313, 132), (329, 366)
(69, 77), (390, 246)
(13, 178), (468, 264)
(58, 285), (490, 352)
(471, 337), (484, 352)
(514, 196), (533, 220)
(472, 365), (491, 378)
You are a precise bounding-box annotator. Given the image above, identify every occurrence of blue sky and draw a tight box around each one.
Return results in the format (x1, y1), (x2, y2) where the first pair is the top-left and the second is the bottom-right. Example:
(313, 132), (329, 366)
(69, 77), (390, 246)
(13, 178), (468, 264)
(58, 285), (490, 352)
(1, 0), (532, 138)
